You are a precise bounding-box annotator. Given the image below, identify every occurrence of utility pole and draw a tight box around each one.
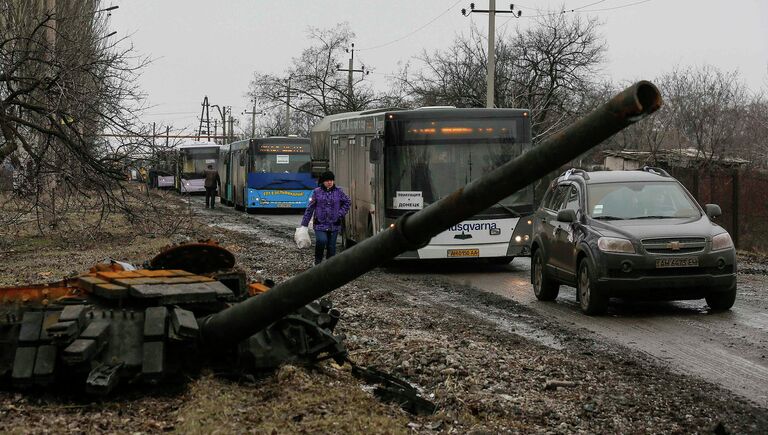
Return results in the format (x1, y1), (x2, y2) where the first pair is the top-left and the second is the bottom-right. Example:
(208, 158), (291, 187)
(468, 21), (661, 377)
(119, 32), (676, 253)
(211, 104), (230, 144)
(462, 2), (522, 108)
(228, 115), (235, 142)
(285, 76), (292, 135)
(197, 96), (212, 141)
(242, 98), (261, 139)
(337, 43), (369, 109)
(277, 76), (300, 135)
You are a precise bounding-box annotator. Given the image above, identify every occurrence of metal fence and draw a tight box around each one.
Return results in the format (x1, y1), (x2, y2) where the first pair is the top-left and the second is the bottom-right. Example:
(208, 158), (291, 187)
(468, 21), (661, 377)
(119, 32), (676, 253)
(668, 167), (768, 253)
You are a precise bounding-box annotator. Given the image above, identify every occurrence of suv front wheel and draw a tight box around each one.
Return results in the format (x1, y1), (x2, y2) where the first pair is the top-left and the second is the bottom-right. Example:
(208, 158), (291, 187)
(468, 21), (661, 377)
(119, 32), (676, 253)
(532, 250), (559, 301)
(578, 258), (608, 315)
(705, 286), (737, 311)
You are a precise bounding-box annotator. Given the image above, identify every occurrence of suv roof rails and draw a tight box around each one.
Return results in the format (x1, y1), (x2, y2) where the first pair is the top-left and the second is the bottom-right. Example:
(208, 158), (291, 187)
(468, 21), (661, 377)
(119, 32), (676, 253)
(639, 165), (670, 177)
(559, 168), (590, 181)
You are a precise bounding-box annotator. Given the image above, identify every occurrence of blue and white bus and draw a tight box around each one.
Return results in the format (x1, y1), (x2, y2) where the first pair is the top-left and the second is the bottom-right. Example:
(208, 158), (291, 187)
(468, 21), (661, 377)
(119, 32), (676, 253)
(229, 137), (315, 211)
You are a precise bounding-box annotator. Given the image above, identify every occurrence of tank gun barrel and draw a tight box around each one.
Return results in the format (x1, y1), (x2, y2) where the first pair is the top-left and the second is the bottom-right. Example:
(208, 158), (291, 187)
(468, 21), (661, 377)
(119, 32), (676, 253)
(200, 81), (662, 348)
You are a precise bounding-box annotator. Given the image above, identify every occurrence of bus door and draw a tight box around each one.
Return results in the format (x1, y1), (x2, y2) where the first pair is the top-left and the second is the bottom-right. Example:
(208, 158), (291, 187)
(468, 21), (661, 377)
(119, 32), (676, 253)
(349, 135), (364, 241)
(224, 153), (231, 202)
(354, 136), (375, 238)
(369, 136), (384, 234)
(234, 150), (247, 208)
(332, 136), (353, 239)
(348, 135), (370, 242)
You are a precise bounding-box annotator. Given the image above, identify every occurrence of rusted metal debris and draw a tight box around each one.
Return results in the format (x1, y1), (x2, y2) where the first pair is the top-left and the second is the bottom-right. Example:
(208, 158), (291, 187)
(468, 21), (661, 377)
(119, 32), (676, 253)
(0, 241), (345, 395)
(149, 240), (236, 274)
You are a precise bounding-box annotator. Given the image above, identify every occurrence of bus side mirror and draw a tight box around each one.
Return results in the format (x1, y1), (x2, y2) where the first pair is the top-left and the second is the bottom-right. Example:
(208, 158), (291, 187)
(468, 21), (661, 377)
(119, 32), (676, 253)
(369, 138), (383, 163)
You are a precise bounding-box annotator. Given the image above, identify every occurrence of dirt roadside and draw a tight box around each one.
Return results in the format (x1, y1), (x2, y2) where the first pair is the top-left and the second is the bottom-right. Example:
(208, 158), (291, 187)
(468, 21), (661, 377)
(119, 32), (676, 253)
(1, 193), (767, 434)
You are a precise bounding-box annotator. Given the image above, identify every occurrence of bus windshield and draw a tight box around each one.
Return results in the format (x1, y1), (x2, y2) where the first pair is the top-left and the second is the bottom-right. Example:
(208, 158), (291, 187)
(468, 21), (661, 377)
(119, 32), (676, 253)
(385, 143), (533, 214)
(181, 148), (218, 177)
(252, 153), (311, 174)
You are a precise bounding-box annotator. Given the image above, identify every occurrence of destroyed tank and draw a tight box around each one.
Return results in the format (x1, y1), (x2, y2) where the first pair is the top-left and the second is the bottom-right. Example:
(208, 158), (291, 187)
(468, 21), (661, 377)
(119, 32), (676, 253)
(0, 82), (662, 395)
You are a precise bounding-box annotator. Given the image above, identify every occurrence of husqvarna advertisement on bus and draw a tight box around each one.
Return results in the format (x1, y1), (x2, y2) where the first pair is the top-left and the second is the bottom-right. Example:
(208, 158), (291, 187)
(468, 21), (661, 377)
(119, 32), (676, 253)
(416, 218), (521, 259)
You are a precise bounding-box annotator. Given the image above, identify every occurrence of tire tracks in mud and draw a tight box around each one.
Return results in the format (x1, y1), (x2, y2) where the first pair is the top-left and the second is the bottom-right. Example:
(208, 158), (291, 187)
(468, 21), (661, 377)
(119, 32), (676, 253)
(196, 198), (768, 414)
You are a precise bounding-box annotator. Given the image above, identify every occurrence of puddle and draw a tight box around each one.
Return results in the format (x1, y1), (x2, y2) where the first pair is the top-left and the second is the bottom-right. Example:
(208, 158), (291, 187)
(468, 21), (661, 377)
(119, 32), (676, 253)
(735, 312), (768, 332)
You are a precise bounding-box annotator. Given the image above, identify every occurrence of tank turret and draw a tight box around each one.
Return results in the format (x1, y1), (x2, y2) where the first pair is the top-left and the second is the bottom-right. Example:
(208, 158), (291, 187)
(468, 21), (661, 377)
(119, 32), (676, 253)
(0, 82), (661, 394)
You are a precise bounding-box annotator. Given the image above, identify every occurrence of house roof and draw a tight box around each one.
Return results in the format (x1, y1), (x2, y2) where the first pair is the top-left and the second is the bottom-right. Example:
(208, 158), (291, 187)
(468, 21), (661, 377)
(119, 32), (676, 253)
(603, 148), (749, 167)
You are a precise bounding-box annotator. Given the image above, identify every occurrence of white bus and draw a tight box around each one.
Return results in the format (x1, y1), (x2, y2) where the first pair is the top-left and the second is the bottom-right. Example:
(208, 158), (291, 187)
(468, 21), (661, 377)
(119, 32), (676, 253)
(310, 108), (534, 262)
(177, 141), (220, 194)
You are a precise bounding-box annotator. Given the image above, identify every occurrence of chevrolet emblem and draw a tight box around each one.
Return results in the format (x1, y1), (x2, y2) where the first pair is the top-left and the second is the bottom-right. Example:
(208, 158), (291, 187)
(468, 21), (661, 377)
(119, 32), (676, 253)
(667, 241), (681, 251)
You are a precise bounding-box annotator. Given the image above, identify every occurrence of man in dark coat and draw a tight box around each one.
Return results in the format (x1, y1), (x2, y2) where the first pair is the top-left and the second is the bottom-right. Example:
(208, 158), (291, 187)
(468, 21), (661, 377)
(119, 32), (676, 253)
(204, 164), (220, 209)
(301, 171), (351, 265)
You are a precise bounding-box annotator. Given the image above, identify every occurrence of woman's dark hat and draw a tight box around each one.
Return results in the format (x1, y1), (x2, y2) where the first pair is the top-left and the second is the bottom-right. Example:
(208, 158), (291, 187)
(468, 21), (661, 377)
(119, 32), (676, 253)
(318, 171), (335, 183)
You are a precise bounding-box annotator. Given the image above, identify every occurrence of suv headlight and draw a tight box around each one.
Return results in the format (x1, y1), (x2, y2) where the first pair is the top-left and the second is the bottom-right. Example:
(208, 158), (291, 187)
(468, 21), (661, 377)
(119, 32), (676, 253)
(712, 232), (733, 251)
(597, 237), (635, 254)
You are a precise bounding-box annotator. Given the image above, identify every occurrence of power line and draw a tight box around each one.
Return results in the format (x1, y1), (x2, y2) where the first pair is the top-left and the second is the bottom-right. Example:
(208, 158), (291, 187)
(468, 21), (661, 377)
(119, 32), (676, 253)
(143, 110), (198, 116)
(357, 0), (464, 52)
(578, 0), (653, 13)
(497, 0), (653, 31)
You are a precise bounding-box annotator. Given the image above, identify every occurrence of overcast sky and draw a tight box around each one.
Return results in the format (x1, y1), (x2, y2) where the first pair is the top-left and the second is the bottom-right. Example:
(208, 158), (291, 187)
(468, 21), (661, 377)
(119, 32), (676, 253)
(108, 0), (768, 134)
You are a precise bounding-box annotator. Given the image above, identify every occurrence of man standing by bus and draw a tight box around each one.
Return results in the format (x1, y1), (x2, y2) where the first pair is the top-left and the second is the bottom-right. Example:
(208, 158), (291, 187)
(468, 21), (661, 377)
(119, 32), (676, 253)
(204, 164), (220, 209)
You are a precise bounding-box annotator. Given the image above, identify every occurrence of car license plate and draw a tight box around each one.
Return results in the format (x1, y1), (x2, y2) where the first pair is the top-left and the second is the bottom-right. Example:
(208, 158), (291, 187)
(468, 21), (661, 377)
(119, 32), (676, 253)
(447, 248), (479, 258)
(656, 257), (698, 268)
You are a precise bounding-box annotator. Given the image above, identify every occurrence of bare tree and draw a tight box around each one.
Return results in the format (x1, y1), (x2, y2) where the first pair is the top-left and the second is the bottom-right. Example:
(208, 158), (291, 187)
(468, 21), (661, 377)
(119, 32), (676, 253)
(600, 76), (676, 163)
(661, 65), (750, 167)
(248, 23), (383, 136)
(397, 13), (606, 141)
(733, 93), (768, 168)
(0, 1), (161, 235)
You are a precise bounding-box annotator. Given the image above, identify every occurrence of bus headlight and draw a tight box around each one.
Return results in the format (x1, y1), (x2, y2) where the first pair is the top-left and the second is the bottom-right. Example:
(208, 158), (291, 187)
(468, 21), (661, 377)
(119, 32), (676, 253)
(598, 237), (635, 254)
(712, 232), (733, 251)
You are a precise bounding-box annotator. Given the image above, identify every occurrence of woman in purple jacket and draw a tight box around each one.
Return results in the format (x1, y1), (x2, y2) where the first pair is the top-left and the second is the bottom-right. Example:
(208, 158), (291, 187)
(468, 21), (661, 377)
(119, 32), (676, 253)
(301, 171), (351, 265)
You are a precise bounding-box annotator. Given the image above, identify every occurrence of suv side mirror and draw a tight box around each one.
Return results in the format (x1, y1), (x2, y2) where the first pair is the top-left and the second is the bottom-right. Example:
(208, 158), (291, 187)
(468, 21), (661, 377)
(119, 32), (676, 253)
(557, 209), (577, 223)
(705, 204), (722, 219)
(369, 137), (383, 162)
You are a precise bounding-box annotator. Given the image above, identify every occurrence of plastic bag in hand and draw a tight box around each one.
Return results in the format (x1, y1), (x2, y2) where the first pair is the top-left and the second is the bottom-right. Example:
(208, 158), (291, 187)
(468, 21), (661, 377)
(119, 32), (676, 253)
(294, 226), (311, 249)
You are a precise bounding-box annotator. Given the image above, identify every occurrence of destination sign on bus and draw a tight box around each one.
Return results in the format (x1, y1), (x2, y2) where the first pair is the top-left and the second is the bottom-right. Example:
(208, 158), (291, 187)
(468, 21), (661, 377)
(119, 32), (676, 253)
(255, 144), (309, 154)
(402, 119), (520, 141)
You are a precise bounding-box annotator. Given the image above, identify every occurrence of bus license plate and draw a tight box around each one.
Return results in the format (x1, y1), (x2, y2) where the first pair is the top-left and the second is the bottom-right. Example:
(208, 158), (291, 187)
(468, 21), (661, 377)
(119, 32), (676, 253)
(277, 203), (293, 208)
(656, 257), (698, 268)
(447, 248), (479, 258)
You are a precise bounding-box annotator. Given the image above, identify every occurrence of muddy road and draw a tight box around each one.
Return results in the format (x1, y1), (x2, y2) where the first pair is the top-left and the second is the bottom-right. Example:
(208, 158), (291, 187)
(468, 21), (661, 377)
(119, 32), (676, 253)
(225, 198), (768, 409)
(417, 261), (768, 409)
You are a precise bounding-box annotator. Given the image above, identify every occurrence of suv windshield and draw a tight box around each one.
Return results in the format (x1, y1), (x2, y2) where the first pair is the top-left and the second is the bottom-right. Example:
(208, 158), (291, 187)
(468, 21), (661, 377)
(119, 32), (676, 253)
(587, 181), (701, 220)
